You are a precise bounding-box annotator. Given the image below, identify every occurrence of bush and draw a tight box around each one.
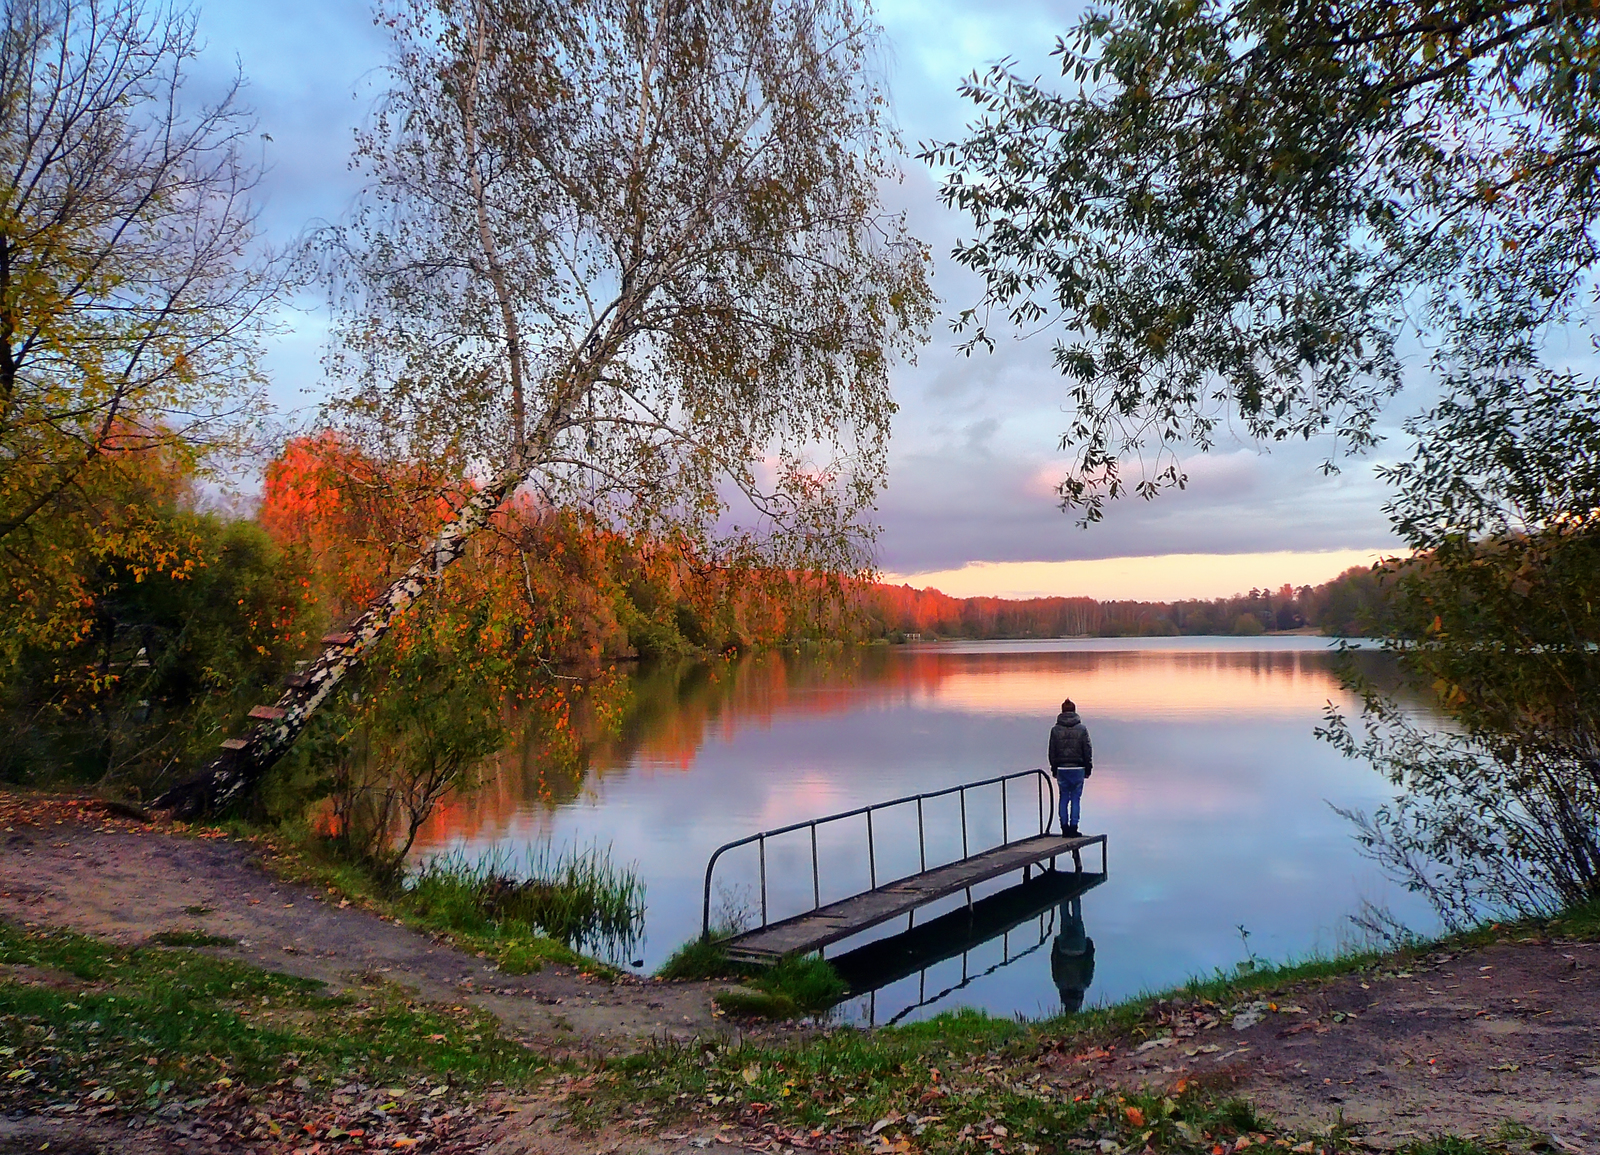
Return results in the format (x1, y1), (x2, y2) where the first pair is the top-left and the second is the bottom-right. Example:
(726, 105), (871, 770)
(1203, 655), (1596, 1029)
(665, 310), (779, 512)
(1, 502), (312, 797)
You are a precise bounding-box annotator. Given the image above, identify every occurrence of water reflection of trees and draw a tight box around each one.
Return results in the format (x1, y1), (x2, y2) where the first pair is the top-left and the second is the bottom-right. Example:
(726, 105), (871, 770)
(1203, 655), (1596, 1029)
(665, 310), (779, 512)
(415, 644), (1415, 851)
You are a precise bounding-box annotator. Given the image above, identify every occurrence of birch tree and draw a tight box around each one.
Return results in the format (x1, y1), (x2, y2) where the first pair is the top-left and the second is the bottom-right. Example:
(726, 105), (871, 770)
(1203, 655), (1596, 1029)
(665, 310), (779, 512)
(155, 0), (930, 815)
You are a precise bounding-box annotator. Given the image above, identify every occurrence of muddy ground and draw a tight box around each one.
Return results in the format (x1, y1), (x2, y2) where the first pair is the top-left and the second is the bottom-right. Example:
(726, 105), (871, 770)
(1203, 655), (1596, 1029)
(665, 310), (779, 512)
(1054, 940), (1600, 1149)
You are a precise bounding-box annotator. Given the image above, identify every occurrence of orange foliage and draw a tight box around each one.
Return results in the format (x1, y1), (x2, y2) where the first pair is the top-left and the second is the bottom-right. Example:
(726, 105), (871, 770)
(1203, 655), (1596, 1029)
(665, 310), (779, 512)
(256, 434), (832, 680)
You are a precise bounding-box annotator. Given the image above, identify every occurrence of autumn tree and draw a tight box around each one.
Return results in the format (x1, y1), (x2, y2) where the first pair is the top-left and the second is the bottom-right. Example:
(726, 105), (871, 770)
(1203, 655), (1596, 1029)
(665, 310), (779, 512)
(155, 0), (931, 815)
(0, 0), (282, 660)
(0, 446), (311, 794)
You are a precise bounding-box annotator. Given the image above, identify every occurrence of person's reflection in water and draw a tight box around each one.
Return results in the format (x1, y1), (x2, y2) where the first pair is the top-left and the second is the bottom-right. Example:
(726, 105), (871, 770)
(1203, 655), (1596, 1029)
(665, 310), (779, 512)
(1051, 896), (1096, 1014)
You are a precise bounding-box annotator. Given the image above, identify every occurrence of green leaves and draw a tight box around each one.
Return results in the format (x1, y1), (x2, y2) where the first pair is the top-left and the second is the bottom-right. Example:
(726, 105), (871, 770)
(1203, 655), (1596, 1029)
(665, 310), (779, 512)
(926, 0), (1600, 522)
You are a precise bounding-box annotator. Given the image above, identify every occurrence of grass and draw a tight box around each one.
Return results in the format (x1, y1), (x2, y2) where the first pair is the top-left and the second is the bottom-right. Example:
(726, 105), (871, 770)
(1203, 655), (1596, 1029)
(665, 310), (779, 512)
(657, 932), (741, 981)
(1546, 894), (1600, 939)
(148, 929), (237, 948)
(592, 899), (1600, 1149)
(0, 922), (550, 1112)
(597, 1006), (1306, 1155)
(656, 936), (847, 1021)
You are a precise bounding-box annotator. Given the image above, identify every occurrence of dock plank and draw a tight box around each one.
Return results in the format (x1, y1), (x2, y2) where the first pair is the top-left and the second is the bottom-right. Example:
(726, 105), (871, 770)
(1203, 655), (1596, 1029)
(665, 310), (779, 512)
(722, 833), (1105, 963)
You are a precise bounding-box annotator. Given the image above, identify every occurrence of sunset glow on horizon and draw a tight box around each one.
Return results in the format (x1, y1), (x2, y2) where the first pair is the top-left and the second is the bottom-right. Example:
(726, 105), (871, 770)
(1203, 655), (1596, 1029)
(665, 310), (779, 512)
(881, 548), (1393, 602)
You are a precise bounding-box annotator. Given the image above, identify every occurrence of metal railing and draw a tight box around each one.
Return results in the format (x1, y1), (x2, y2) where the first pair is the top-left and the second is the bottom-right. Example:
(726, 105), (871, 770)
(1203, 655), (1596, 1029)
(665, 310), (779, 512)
(701, 768), (1058, 939)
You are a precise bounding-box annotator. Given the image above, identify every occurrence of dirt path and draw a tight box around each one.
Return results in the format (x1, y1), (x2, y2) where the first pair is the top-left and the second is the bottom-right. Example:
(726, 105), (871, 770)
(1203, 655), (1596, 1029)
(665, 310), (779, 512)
(0, 799), (731, 1053)
(1058, 939), (1600, 1148)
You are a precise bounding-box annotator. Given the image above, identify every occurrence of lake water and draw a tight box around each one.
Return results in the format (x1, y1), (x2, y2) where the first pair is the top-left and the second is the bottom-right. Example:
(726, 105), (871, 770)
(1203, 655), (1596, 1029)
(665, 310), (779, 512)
(413, 636), (1439, 1024)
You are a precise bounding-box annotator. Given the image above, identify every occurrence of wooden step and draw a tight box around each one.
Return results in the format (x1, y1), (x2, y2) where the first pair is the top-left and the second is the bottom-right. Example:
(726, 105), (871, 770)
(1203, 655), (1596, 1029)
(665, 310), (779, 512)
(247, 705), (287, 721)
(221, 738), (249, 751)
(321, 632), (355, 646)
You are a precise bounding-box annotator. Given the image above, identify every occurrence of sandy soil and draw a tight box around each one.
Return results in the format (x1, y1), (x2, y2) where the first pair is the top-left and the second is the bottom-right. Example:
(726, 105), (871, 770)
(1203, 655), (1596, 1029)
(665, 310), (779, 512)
(0, 798), (732, 1053)
(1050, 940), (1600, 1149)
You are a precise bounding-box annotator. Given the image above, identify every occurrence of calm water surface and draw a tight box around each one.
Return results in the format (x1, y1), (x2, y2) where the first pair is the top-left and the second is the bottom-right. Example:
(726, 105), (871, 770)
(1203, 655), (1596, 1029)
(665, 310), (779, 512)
(414, 636), (1439, 1023)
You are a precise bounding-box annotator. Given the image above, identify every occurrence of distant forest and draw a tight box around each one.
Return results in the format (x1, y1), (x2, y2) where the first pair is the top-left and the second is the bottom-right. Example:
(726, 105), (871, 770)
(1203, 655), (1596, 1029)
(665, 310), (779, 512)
(858, 565), (1392, 641)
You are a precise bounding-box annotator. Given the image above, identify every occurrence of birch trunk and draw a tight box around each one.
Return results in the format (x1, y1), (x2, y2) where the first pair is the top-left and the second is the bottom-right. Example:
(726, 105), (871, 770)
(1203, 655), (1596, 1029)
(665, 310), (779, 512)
(151, 455), (529, 817)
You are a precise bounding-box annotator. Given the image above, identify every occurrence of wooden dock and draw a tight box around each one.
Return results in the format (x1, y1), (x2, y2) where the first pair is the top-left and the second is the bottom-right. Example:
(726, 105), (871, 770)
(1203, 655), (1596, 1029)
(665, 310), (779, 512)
(721, 833), (1106, 964)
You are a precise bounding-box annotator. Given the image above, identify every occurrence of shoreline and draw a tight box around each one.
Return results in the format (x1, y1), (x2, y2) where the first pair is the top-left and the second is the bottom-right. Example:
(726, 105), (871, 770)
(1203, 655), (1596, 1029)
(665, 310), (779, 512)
(2, 790), (1598, 1153)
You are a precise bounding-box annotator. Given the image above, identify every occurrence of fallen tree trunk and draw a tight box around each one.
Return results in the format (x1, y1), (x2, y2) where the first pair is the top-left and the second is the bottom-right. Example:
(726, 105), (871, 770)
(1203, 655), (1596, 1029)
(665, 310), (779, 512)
(151, 455), (529, 818)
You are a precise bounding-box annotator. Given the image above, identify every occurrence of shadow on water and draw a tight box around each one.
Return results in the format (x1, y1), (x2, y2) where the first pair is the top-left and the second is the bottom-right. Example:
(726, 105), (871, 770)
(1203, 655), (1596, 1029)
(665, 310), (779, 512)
(828, 867), (1105, 1026)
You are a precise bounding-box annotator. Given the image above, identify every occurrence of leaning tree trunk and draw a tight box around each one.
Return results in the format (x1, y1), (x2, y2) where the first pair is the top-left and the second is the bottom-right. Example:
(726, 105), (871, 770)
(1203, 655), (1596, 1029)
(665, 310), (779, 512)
(152, 455), (531, 818)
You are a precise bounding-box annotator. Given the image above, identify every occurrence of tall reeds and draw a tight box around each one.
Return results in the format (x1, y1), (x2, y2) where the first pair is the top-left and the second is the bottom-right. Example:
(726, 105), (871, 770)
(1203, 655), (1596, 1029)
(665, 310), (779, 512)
(407, 840), (645, 962)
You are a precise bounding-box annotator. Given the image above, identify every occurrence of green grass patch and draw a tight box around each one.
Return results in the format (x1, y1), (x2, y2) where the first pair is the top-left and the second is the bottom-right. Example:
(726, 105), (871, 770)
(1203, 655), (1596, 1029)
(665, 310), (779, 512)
(148, 929), (237, 948)
(407, 842), (644, 960)
(624, 899), (1600, 1146)
(0, 923), (549, 1110)
(599, 1011), (1295, 1154)
(657, 934), (742, 981)
(496, 936), (596, 975)
(713, 987), (799, 1019)
(756, 955), (847, 1013)
(1547, 895), (1600, 940)
(658, 934), (848, 1021)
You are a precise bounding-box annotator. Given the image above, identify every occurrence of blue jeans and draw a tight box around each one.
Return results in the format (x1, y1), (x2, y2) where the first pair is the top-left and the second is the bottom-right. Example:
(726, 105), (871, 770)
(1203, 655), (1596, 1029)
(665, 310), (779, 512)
(1055, 767), (1085, 831)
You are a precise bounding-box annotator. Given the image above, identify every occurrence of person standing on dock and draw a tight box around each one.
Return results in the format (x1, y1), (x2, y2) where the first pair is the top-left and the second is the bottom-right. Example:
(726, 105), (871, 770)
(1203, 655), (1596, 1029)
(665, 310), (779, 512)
(1048, 699), (1093, 837)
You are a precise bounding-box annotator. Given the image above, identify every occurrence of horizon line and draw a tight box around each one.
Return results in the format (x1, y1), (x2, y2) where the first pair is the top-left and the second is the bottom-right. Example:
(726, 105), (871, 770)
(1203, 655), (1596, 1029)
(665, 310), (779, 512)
(878, 547), (1395, 603)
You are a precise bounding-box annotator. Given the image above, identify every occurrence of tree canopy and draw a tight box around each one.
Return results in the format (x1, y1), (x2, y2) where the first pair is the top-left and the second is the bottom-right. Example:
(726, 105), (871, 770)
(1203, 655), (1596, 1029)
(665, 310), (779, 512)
(925, 0), (1600, 520)
(328, 0), (930, 564)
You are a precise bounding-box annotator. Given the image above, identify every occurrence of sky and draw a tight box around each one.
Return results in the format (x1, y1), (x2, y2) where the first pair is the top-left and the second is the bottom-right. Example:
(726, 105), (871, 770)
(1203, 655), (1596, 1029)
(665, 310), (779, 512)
(191, 0), (1411, 603)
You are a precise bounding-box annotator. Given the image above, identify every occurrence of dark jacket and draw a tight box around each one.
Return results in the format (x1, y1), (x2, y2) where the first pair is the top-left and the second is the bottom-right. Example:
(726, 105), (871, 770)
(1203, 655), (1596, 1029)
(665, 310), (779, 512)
(1048, 710), (1092, 771)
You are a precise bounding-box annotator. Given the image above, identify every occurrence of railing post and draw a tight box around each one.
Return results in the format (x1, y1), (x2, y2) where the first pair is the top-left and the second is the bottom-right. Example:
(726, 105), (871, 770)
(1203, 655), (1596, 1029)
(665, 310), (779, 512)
(701, 769), (1074, 944)
(759, 834), (768, 926)
(917, 797), (926, 872)
(811, 823), (821, 910)
(702, 849), (719, 940)
(866, 808), (876, 889)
